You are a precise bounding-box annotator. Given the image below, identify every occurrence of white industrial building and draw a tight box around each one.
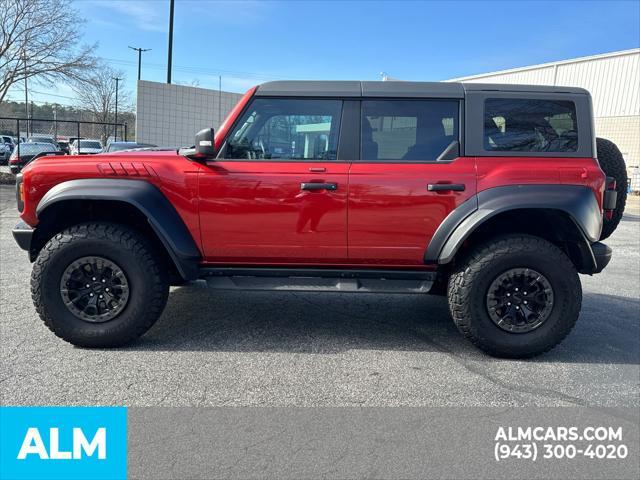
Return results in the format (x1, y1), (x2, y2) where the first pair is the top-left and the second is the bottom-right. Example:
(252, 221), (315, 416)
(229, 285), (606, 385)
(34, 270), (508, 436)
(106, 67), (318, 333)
(136, 80), (242, 149)
(447, 48), (640, 188)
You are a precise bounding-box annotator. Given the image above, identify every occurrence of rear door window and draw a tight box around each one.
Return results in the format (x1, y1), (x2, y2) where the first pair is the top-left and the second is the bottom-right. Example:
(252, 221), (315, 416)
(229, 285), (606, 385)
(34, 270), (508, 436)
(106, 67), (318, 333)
(484, 98), (578, 152)
(361, 100), (459, 161)
(224, 98), (342, 160)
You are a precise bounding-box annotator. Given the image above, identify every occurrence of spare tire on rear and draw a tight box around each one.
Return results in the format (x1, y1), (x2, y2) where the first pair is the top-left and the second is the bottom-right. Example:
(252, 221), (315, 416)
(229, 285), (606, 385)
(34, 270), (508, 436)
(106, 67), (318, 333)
(596, 137), (627, 240)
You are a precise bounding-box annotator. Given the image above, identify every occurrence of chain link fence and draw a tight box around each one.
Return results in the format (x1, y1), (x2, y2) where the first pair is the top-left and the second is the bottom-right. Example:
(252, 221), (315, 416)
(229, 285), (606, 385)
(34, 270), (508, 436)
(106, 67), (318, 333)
(0, 117), (128, 160)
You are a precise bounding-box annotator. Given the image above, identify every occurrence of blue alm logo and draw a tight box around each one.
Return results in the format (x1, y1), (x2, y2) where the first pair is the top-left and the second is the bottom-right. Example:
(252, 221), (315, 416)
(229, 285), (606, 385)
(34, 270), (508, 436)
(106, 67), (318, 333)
(0, 407), (127, 480)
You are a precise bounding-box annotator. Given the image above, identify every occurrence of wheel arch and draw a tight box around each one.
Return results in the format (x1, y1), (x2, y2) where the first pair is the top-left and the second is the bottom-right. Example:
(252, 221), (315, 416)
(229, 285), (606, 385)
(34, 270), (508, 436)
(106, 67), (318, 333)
(33, 179), (201, 280)
(426, 185), (603, 274)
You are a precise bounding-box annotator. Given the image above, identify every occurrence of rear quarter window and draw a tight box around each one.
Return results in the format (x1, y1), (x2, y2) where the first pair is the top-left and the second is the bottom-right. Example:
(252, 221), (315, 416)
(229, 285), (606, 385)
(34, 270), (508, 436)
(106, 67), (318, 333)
(484, 98), (578, 153)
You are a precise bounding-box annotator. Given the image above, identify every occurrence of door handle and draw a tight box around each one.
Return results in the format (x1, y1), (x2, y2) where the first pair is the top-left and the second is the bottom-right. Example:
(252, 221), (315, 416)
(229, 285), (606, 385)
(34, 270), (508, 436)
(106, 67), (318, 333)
(427, 183), (465, 192)
(301, 182), (338, 191)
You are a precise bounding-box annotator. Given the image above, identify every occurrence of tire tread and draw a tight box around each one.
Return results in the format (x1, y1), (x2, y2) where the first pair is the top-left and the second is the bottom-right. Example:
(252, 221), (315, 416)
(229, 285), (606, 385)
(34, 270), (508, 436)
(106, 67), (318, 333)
(447, 235), (581, 358)
(31, 223), (168, 347)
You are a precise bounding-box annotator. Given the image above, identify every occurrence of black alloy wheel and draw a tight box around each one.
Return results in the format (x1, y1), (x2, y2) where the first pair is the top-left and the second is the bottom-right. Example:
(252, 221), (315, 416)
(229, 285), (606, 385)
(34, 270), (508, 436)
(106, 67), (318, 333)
(60, 256), (130, 323)
(486, 268), (554, 333)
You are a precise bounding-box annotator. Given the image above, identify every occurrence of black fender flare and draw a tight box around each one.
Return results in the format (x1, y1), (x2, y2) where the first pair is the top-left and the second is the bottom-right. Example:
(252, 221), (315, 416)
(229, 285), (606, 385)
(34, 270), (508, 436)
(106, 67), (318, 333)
(425, 185), (603, 271)
(36, 179), (201, 280)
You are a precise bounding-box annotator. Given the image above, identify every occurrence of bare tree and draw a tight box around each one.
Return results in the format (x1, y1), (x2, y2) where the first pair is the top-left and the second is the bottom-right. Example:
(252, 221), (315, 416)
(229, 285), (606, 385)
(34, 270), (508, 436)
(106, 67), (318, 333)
(0, 0), (96, 103)
(71, 64), (131, 144)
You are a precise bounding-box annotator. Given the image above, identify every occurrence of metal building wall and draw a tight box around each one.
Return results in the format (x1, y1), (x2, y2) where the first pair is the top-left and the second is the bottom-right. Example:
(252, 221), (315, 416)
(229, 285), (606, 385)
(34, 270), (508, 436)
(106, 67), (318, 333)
(136, 80), (243, 149)
(449, 49), (639, 117)
(555, 52), (639, 117)
(448, 49), (640, 174)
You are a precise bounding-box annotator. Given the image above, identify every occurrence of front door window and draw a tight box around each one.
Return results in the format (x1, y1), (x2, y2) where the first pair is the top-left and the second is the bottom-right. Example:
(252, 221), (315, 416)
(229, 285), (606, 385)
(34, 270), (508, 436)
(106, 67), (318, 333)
(224, 99), (342, 161)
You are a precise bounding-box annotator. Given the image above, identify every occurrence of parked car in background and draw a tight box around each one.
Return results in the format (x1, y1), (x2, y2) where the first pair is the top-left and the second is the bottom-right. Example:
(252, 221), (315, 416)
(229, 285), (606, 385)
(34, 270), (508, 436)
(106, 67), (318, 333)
(57, 140), (70, 155)
(2, 135), (16, 154)
(0, 143), (10, 164)
(103, 141), (158, 153)
(8, 142), (61, 174)
(27, 135), (58, 148)
(68, 136), (83, 147)
(70, 139), (103, 155)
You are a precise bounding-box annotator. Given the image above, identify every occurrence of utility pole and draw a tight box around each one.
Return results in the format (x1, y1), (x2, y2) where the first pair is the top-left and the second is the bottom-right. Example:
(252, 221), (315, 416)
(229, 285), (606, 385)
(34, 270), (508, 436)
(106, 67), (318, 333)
(128, 46), (151, 81)
(29, 101), (34, 136)
(23, 52), (28, 136)
(218, 75), (222, 126)
(167, 0), (175, 83)
(113, 77), (121, 141)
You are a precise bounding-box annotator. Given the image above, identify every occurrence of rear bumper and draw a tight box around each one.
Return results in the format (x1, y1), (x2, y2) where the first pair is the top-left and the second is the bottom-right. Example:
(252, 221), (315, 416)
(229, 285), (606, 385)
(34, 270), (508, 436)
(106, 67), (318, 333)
(12, 221), (34, 251)
(591, 241), (612, 274)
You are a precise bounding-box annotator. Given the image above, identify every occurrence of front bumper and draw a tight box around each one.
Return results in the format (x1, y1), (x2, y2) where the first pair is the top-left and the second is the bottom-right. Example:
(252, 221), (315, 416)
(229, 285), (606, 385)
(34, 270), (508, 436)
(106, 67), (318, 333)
(12, 221), (34, 251)
(591, 241), (612, 274)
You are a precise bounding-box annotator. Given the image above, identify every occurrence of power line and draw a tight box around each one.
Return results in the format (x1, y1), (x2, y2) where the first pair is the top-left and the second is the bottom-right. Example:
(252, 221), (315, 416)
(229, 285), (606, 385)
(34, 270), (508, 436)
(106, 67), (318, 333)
(100, 56), (295, 80)
(27, 90), (76, 100)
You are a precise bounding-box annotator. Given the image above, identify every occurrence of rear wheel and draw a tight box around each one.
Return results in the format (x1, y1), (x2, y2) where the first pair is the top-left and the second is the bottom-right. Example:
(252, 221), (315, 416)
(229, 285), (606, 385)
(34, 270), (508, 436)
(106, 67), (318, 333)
(597, 137), (627, 240)
(447, 235), (581, 358)
(31, 223), (169, 347)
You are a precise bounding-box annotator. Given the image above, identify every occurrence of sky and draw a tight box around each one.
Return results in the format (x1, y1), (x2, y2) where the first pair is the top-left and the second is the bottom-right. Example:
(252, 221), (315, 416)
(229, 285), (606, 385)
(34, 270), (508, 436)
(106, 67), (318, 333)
(7, 0), (640, 106)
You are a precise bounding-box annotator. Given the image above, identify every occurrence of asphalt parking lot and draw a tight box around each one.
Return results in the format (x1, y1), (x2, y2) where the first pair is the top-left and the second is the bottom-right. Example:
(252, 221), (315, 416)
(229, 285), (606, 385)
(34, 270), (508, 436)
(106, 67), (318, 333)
(1, 184), (638, 407)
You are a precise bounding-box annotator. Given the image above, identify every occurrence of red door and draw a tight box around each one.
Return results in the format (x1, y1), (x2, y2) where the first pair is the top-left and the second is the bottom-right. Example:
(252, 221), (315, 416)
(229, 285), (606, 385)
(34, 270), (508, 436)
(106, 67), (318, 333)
(198, 97), (349, 264)
(349, 160), (476, 265)
(348, 99), (477, 265)
(199, 162), (348, 264)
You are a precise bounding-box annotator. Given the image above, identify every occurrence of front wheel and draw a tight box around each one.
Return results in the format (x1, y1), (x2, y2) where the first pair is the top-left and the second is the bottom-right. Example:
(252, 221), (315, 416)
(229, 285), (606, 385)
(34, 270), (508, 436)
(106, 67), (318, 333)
(447, 235), (582, 358)
(31, 223), (169, 347)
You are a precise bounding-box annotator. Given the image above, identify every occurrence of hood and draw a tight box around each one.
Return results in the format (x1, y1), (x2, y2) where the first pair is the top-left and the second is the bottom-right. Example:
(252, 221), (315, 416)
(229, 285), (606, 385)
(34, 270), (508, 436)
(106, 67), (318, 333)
(106, 148), (177, 156)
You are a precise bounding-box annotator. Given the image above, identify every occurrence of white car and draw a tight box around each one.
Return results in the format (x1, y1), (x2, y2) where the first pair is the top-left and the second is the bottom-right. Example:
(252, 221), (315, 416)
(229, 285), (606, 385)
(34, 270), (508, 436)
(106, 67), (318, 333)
(0, 143), (10, 164)
(70, 139), (103, 155)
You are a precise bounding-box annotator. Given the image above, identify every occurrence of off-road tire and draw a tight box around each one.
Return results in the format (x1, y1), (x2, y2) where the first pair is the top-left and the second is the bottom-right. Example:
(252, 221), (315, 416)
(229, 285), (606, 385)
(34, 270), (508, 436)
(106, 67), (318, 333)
(31, 223), (169, 347)
(447, 235), (581, 358)
(597, 137), (627, 240)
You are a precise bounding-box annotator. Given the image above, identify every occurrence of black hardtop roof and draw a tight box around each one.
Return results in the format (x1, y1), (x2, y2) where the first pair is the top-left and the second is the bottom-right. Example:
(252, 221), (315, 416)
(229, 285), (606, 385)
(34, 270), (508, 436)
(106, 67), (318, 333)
(255, 80), (589, 98)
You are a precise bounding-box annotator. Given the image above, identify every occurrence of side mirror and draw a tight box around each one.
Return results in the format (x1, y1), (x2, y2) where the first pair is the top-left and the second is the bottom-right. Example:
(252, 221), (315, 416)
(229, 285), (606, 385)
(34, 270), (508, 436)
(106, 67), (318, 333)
(195, 128), (216, 157)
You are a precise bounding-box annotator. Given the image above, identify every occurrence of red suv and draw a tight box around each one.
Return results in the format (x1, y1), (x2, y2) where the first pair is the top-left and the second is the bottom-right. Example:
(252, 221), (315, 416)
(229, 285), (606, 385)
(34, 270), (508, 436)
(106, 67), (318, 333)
(12, 81), (626, 358)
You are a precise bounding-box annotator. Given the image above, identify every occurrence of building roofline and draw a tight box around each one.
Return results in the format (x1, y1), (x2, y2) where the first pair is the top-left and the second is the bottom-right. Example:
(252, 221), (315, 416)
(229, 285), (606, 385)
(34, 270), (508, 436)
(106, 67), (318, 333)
(446, 48), (640, 82)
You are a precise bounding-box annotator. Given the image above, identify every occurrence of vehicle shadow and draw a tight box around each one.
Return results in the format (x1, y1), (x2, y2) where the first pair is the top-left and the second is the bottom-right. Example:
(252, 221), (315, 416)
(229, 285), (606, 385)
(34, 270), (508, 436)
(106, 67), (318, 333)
(125, 283), (639, 365)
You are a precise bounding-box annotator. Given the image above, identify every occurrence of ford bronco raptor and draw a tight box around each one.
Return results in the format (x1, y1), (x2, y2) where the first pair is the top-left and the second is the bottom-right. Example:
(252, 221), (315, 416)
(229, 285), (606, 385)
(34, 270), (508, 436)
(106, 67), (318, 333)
(12, 81), (626, 358)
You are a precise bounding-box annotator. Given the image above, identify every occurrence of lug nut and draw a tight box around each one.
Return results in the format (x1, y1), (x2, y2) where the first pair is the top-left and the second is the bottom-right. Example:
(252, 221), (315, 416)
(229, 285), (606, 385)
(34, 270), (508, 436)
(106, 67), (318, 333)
(99, 295), (103, 299)
(523, 291), (527, 295)
(92, 277), (96, 281)
(102, 279), (106, 283)
(515, 306), (520, 310)
(86, 284), (90, 288)
(507, 302), (511, 306)
(524, 300), (528, 304)
(515, 287), (519, 291)
(105, 288), (109, 292)
(507, 293), (511, 297)
(89, 293), (94, 297)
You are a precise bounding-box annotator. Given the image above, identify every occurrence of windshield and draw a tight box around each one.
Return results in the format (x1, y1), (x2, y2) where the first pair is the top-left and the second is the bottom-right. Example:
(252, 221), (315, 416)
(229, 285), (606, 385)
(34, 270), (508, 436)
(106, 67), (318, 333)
(28, 137), (55, 144)
(12, 143), (56, 156)
(108, 143), (137, 152)
(79, 141), (102, 148)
